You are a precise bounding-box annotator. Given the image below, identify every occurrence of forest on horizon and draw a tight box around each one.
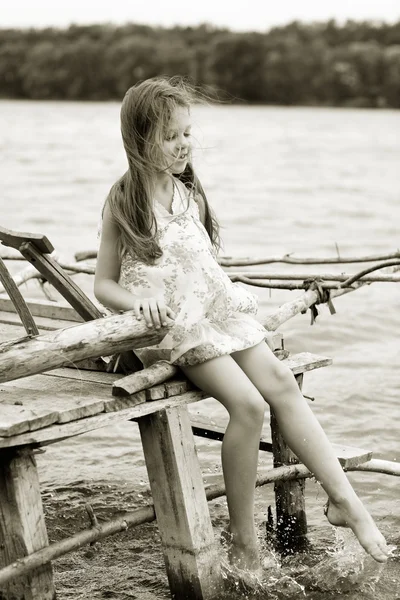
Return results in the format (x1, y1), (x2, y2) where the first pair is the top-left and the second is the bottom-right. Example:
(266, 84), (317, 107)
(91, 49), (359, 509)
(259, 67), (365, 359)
(1, 19), (400, 107)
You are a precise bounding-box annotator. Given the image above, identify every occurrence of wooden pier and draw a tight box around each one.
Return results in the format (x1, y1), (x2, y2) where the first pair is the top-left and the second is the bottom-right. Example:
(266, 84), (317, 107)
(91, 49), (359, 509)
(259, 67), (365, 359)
(0, 226), (396, 599)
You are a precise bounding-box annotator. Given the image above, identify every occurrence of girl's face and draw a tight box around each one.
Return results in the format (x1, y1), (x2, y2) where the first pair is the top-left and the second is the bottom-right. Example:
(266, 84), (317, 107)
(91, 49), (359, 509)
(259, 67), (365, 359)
(161, 106), (192, 174)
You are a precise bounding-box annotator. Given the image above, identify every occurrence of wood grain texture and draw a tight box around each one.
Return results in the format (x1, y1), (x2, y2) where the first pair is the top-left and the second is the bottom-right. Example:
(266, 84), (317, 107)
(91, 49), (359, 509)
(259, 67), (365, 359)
(0, 311), (169, 384)
(0, 390), (206, 449)
(0, 350), (331, 441)
(0, 309), (77, 332)
(139, 406), (222, 599)
(19, 241), (102, 322)
(0, 225), (54, 253)
(0, 257), (39, 337)
(0, 297), (83, 322)
(0, 447), (55, 599)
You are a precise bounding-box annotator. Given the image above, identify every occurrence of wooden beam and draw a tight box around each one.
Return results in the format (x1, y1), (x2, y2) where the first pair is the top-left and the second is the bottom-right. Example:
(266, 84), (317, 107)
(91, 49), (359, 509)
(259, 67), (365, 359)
(190, 415), (273, 452)
(0, 311), (168, 384)
(0, 390), (205, 449)
(0, 297), (83, 322)
(0, 257), (39, 337)
(138, 406), (223, 599)
(19, 242), (102, 322)
(0, 226), (53, 254)
(112, 332), (285, 398)
(0, 447), (55, 599)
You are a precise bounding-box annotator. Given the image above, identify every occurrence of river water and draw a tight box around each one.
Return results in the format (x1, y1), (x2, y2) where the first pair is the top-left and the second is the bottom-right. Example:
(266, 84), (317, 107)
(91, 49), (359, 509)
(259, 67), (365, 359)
(0, 101), (399, 599)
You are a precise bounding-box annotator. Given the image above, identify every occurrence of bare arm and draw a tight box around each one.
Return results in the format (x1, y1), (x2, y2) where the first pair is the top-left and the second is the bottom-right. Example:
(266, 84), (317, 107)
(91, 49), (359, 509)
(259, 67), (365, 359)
(94, 203), (138, 312)
(94, 203), (175, 328)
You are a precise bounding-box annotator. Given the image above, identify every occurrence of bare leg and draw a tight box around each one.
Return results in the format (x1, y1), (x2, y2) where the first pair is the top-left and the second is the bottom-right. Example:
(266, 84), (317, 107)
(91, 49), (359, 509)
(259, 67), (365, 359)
(231, 342), (388, 563)
(181, 355), (265, 571)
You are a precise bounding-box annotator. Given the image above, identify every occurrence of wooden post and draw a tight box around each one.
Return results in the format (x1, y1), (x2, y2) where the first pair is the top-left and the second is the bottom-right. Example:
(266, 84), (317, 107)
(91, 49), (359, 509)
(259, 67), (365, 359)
(138, 406), (222, 600)
(0, 447), (55, 600)
(270, 373), (308, 554)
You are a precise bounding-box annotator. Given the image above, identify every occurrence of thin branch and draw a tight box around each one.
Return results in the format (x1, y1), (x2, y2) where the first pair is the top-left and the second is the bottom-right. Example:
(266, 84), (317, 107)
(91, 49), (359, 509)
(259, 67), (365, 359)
(336, 260), (400, 288)
(219, 251), (400, 267)
(228, 271), (400, 283)
(70, 250), (400, 267)
(58, 261), (95, 275)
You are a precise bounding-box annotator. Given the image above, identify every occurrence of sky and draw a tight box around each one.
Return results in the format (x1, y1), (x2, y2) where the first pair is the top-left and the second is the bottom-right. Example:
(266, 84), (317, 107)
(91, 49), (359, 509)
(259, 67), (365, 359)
(2, 0), (400, 31)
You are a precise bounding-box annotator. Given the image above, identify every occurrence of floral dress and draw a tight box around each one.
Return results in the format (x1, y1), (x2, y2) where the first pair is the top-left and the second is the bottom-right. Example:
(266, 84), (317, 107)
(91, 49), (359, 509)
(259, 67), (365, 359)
(118, 179), (269, 367)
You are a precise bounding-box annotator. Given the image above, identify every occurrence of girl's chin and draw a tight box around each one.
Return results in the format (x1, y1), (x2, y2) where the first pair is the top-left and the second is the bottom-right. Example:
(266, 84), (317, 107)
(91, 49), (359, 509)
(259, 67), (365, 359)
(170, 161), (188, 174)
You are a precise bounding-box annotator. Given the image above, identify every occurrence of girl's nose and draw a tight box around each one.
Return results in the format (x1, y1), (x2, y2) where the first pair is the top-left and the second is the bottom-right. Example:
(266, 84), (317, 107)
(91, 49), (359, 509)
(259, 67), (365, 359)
(178, 133), (189, 148)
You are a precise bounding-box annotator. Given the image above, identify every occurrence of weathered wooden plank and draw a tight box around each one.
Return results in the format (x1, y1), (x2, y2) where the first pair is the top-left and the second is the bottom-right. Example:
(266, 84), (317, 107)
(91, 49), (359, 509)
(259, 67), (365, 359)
(0, 390), (206, 449)
(283, 353), (332, 374)
(146, 379), (195, 401)
(112, 361), (179, 397)
(190, 414), (273, 452)
(19, 241), (103, 322)
(0, 309), (78, 331)
(0, 257), (40, 337)
(146, 384), (168, 401)
(0, 225), (54, 254)
(112, 347), (327, 399)
(103, 390), (147, 413)
(1, 377), (108, 427)
(0, 404), (59, 437)
(0, 263), (42, 294)
(112, 333), (284, 398)
(189, 415), (371, 467)
(332, 444), (373, 469)
(165, 379), (193, 397)
(42, 367), (122, 386)
(0, 297), (84, 322)
(0, 447), (55, 599)
(138, 406), (222, 599)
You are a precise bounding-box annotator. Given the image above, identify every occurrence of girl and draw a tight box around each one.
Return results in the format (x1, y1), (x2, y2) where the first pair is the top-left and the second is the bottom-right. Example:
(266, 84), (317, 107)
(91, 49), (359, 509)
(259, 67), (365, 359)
(94, 76), (388, 572)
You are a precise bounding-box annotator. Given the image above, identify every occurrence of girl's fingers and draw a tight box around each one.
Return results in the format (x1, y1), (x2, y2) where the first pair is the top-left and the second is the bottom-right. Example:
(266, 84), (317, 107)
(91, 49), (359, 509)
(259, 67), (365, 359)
(141, 303), (152, 328)
(166, 307), (176, 320)
(148, 299), (161, 329)
(133, 300), (142, 321)
(157, 302), (168, 327)
(133, 299), (175, 328)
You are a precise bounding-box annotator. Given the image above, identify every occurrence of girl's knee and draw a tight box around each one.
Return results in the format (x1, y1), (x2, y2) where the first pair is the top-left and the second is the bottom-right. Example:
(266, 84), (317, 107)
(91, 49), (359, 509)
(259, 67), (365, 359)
(265, 361), (299, 399)
(234, 389), (265, 428)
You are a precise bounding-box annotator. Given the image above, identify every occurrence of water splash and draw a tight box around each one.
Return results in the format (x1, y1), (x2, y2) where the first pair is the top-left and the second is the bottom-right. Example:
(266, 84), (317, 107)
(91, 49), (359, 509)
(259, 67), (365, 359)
(218, 524), (393, 599)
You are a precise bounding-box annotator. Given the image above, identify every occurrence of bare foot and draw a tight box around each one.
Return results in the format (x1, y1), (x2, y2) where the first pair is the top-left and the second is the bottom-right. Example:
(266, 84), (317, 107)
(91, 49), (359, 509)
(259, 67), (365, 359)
(221, 528), (261, 572)
(325, 496), (389, 563)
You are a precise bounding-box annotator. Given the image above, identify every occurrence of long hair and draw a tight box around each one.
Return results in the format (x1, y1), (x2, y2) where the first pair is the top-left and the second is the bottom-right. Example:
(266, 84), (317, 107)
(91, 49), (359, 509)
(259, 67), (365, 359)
(106, 76), (220, 264)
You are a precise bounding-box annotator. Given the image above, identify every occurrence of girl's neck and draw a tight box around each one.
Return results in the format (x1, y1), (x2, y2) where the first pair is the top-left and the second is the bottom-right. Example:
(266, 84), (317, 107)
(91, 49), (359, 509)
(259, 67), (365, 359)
(154, 173), (175, 212)
(155, 172), (174, 192)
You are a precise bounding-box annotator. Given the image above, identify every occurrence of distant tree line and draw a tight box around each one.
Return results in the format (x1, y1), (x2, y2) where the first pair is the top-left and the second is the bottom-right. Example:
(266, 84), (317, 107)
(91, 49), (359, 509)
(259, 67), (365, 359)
(1, 20), (400, 107)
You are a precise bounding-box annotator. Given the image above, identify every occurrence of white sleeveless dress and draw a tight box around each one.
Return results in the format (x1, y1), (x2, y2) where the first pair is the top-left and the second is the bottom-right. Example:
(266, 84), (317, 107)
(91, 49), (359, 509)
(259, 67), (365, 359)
(117, 179), (269, 367)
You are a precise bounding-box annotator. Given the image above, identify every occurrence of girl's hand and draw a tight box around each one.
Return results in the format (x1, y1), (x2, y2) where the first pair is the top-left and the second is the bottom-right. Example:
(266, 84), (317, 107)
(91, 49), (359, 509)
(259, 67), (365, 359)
(133, 298), (176, 329)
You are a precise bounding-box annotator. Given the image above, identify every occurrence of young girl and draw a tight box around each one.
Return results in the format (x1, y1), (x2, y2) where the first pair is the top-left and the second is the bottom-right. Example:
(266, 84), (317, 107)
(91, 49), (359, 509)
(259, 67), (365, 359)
(94, 76), (388, 572)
